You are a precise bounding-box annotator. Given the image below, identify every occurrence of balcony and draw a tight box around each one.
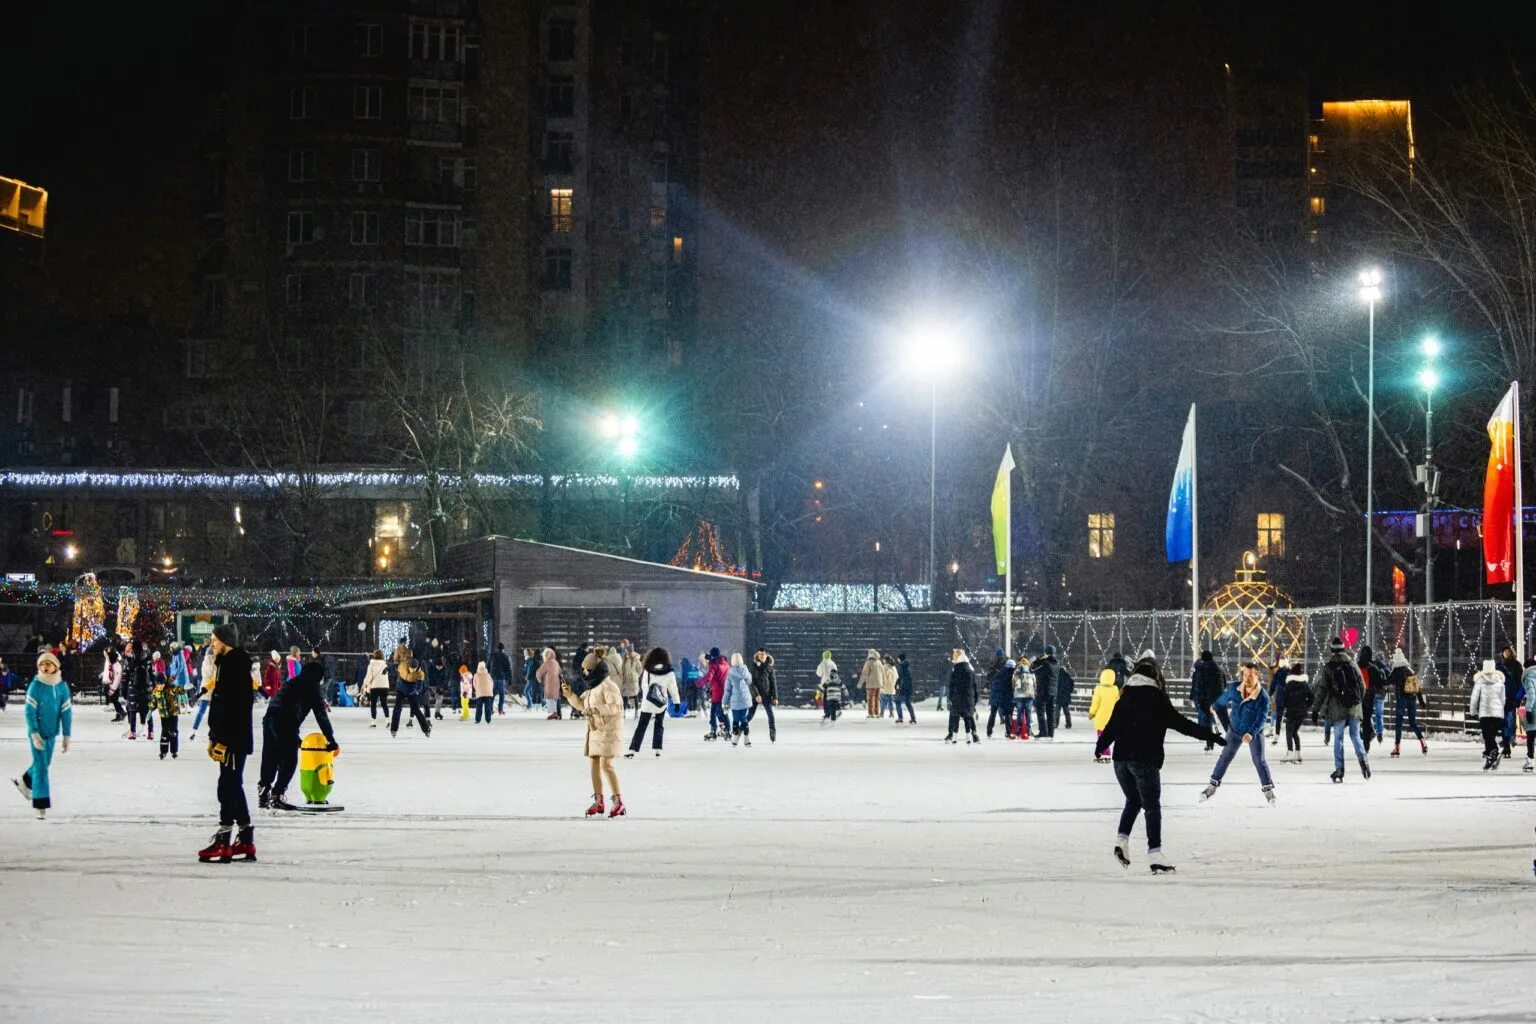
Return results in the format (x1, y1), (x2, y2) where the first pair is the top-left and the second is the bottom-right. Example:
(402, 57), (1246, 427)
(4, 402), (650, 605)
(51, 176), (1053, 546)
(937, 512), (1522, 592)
(409, 121), (461, 146)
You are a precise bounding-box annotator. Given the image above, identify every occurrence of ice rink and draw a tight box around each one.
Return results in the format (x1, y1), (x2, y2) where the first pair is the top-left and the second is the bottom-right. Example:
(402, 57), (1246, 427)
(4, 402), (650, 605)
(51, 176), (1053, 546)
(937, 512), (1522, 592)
(3, 702), (1534, 1024)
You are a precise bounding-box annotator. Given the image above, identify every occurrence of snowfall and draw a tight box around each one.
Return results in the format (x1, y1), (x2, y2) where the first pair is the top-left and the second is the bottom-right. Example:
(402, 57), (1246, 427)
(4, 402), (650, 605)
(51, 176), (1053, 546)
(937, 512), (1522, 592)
(2, 702), (1533, 1024)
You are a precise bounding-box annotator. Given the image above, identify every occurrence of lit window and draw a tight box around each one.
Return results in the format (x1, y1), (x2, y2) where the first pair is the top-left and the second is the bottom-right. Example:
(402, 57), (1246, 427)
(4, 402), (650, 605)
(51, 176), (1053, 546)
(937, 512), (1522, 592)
(649, 204), (666, 229)
(672, 236), (684, 263)
(548, 188), (573, 232)
(1308, 133), (1321, 153)
(1309, 195), (1325, 216)
(1088, 513), (1115, 558)
(1258, 513), (1285, 556)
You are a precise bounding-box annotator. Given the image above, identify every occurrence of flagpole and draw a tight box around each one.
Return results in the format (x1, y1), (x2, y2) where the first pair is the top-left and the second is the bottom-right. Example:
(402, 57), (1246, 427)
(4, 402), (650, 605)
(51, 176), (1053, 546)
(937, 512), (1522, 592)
(1004, 446), (1013, 657)
(1191, 405), (1200, 670)
(1515, 383), (1525, 662)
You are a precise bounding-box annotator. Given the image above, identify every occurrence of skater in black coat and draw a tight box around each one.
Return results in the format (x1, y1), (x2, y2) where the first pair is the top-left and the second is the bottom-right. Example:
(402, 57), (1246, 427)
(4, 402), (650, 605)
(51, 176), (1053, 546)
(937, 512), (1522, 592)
(1277, 664), (1313, 763)
(201, 625), (257, 863)
(258, 661), (339, 811)
(1094, 651), (1223, 873)
(945, 649), (980, 744)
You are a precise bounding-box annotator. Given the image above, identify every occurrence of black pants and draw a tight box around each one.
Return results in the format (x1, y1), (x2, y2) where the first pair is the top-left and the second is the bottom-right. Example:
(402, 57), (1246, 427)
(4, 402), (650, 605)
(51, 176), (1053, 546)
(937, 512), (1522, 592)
(1285, 718), (1303, 751)
(108, 692), (125, 719)
(159, 715), (179, 757)
(986, 702), (1012, 737)
(748, 700), (776, 733)
(129, 703), (150, 735)
(259, 715), (302, 795)
(1480, 716), (1502, 758)
(630, 710), (666, 751)
(1037, 696), (1056, 737)
(1058, 701), (1072, 728)
(947, 708), (977, 737)
(823, 699), (841, 721)
(1114, 760), (1163, 851)
(218, 752), (250, 827)
(368, 690), (390, 718)
(391, 692), (430, 733)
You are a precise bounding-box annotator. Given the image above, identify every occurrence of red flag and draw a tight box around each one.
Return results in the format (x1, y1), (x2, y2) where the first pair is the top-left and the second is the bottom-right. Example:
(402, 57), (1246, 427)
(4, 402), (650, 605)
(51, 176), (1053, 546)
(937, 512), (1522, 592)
(1484, 385), (1517, 584)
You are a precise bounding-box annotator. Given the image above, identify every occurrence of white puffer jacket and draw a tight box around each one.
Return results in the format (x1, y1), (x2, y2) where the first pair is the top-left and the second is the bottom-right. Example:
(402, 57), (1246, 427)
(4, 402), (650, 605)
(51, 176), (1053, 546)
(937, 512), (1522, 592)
(640, 669), (680, 714)
(1469, 670), (1506, 719)
(364, 658), (389, 692)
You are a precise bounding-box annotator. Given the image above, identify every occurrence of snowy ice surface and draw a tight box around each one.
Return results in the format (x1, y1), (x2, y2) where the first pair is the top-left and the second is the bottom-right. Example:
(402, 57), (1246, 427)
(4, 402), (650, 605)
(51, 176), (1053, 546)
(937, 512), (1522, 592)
(2, 703), (1532, 1024)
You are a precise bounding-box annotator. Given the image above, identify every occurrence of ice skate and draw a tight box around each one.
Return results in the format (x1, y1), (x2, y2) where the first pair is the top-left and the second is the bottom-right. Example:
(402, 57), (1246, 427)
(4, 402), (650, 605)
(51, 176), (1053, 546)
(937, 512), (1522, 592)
(231, 826), (257, 862)
(35, 807), (46, 820)
(1526, 758), (1534, 773)
(1148, 849), (1175, 874)
(744, 736), (752, 747)
(731, 732), (740, 746)
(13, 776), (32, 802)
(585, 795), (605, 817)
(654, 750), (662, 758)
(370, 722), (377, 729)
(1358, 756), (1372, 780)
(1330, 768), (1344, 783)
(1114, 836), (1130, 868)
(944, 733), (955, 744)
(624, 751), (636, 759)
(1263, 785), (1276, 805)
(1421, 740), (1428, 755)
(270, 793), (299, 812)
(258, 785), (271, 810)
(197, 829), (234, 864)
(770, 725), (777, 743)
(1391, 745), (1400, 757)
(1200, 780), (1219, 802)
(608, 796), (626, 818)
(704, 731), (718, 741)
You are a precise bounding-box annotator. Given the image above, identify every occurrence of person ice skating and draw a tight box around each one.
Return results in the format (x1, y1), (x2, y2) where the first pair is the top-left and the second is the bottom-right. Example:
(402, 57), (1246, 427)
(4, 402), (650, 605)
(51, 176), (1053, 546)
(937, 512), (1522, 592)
(815, 650), (838, 702)
(489, 643), (513, 715)
(1201, 664), (1276, 804)
(628, 646), (679, 757)
(168, 641), (191, 702)
(1470, 659), (1506, 770)
(259, 661), (339, 811)
(1192, 650), (1228, 751)
(1011, 653), (1035, 740)
(859, 649), (883, 719)
(188, 644), (215, 740)
(563, 651), (625, 817)
(0, 657), (15, 712)
(1104, 652), (1130, 688)
(985, 649), (1014, 738)
(1357, 645), (1385, 752)
(1095, 651), (1223, 873)
(703, 647), (731, 740)
(1032, 646), (1060, 739)
(389, 658), (432, 736)
(893, 652), (916, 725)
(1498, 647), (1522, 759)
(1387, 648), (1427, 757)
(945, 649), (980, 744)
(150, 674), (184, 760)
(520, 648), (539, 712)
(538, 648), (564, 719)
(1089, 665), (1119, 762)
(750, 648), (779, 741)
(101, 647), (125, 722)
(473, 662), (495, 723)
(692, 652), (710, 717)
(1056, 662), (1076, 730)
(363, 649), (390, 726)
(1313, 638), (1370, 783)
(124, 641), (153, 740)
(261, 651), (282, 700)
(879, 654), (898, 719)
(456, 663), (473, 719)
(13, 650), (71, 819)
(1278, 661), (1313, 763)
(1268, 659), (1289, 744)
(817, 654), (844, 724)
(200, 624), (257, 863)
(619, 642), (642, 717)
(724, 653), (755, 746)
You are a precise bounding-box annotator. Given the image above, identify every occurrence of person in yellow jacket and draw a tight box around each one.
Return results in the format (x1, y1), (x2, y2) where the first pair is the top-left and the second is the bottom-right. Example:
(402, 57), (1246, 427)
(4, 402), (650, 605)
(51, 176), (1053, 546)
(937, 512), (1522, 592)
(1089, 667), (1120, 763)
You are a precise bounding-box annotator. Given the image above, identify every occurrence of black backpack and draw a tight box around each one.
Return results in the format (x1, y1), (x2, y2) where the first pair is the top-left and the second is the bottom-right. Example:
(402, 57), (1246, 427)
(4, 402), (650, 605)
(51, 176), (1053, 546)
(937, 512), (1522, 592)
(1328, 660), (1361, 708)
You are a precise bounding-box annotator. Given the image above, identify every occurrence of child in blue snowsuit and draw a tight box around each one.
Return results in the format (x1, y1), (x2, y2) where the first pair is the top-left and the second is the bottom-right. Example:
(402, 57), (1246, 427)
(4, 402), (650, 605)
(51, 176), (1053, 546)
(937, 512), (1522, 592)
(15, 650), (72, 819)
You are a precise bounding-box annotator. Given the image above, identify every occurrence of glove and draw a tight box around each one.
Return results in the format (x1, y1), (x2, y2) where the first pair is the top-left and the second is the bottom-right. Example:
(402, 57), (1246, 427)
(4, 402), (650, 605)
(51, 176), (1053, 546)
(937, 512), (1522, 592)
(61, 736), (70, 753)
(30, 733), (44, 751)
(208, 741), (228, 764)
(326, 740), (340, 754)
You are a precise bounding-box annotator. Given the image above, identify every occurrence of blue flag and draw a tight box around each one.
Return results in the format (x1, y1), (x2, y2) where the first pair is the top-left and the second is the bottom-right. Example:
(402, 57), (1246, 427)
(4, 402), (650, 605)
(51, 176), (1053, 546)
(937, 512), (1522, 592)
(1165, 405), (1196, 563)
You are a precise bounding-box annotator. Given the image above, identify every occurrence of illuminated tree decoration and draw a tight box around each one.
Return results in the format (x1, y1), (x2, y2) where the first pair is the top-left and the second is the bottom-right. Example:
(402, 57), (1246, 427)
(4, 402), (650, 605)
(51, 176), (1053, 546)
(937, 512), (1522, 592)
(68, 572), (107, 648)
(115, 588), (140, 641)
(668, 520), (754, 577)
(1203, 554), (1305, 666)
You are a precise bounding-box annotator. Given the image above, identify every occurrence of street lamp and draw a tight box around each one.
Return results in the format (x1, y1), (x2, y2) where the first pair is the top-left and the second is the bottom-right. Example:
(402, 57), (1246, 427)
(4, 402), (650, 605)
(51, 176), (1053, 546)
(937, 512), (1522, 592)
(1418, 336), (1442, 612)
(903, 321), (962, 610)
(1358, 267), (1383, 642)
(597, 411), (642, 545)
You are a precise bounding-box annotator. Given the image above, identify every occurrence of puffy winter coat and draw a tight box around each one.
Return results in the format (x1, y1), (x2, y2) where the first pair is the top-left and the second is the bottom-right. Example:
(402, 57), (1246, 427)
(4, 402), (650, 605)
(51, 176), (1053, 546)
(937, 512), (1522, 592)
(986, 658), (1013, 703)
(704, 657), (729, 703)
(538, 654), (563, 701)
(641, 669), (680, 714)
(364, 658), (389, 692)
(1057, 668), (1075, 705)
(879, 661), (897, 696)
(1032, 657), (1059, 702)
(570, 677), (623, 759)
(619, 653), (642, 698)
(1280, 672), (1313, 723)
(1095, 672), (1221, 767)
(1311, 654), (1365, 722)
(947, 659), (978, 711)
(208, 648), (256, 755)
(1470, 670), (1506, 719)
(1088, 678), (1119, 730)
(750, 656), (777, 702)
(724, 665), (755, 711)
(1214, 682), (1270, 738)
(1523, 668), (1536, 719)
(1012, 668), (1036, 700)
(858, 654), (884, 692)
(1191, 658), (1225, 706)
(895, 658), (914, 698)
(816, 658), (838, 687)
(1500, 658), (1523, 711)
(473, 666), (494, 699)
(397, 662), (426, 697)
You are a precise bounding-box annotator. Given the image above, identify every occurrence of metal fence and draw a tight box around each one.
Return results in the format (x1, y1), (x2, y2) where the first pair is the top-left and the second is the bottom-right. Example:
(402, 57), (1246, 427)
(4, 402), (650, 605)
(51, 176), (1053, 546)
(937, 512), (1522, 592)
(955, 600), (1526, 684)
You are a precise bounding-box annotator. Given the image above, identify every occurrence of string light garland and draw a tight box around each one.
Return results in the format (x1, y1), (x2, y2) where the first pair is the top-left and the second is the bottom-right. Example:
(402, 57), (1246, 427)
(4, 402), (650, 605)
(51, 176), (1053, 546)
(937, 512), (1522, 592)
(0, 469), (739, 494)
(668, 520), (757, 578)
(0, 576), (462, 613)
(772, 583), (931, 613)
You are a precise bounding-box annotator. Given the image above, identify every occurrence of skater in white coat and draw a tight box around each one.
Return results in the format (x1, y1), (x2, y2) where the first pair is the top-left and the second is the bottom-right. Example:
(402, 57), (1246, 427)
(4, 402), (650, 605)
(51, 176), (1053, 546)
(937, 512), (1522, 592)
(1470, 660), (1506, 770)
(627, 647), (679, 757)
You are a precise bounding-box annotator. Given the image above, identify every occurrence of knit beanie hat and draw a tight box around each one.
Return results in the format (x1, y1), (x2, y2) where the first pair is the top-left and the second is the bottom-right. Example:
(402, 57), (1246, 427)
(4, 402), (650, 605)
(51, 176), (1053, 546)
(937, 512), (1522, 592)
(36, 650), (61, 673)
(212, 623), (239, 648)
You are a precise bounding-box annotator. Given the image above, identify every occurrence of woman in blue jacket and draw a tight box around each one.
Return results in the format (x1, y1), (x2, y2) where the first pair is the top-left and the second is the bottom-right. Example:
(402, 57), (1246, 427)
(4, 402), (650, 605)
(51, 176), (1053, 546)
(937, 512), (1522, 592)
(1201, 664), (1275, 804)
(15, 650), (72, 819)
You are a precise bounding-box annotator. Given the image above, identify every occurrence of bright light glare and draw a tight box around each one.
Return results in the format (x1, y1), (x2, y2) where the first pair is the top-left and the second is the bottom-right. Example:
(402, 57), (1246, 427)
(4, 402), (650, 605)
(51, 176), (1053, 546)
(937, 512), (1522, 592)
(616, 435), (640, 459)
(903, 321), (962, 376)
(620, 414), (640, 437)
(597, 413), (621, 440)
(1418, 367), (1440, 393)
(63, 544), (77, 561)
(1421, 335), (1442, 359)
(1357, 267), (1383, 304)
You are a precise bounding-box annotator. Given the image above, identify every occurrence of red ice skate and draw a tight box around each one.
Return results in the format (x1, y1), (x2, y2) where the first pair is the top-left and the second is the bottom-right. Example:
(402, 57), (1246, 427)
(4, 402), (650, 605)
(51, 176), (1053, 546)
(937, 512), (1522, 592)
(585, 795), (605, 817)
(197, 829), (233, 864)
(609, 796), (626, 818)
(229, 826), (257, 862)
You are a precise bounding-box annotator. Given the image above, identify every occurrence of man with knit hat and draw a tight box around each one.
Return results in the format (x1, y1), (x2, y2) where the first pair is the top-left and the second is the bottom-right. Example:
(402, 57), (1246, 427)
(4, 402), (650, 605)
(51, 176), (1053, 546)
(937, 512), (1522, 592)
(200, 624), (257, 863)
(1312, 637), (1370, 784)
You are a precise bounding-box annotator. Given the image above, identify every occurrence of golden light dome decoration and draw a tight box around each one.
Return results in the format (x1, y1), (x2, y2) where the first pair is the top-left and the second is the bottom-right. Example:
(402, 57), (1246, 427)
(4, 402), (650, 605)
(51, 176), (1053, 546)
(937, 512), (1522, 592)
(1203, 552), (1304, 666)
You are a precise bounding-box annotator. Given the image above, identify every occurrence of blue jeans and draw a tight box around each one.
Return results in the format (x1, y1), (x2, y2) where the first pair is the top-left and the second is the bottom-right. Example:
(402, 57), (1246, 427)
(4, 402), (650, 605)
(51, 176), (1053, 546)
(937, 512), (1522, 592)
(894, 694), (915, 721)
(1394, 696), (1423, 745)
(1372, 697), (1385, 741)
(493, 678), (506, 713)
(1014, 697), (1034, 737)
(709, 701), (730, 734)
(730, 708), (751, 734)
(879, 694), (894, 716)
(523, 679), (539, 710)
(1331, 718), (1366, 771)
(1210, 730), (1273, 787)
(191, 699), (209, 731)
(1504, 710), (1517, 750)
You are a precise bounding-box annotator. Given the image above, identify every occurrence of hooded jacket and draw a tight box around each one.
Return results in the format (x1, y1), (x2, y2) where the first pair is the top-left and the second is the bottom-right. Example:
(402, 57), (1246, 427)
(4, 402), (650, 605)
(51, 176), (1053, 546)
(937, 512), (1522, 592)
(704, 655), (729, 703)
(1191, 656), (1226, 706)
(568, 674), (623, 759)
(947, 657), (978, 711)
(538, 651), (563, 701)
(986, 655), (1014, 703)
(1031, 655), (1059, 702)
(1470, 668), (1506, 719)
(1088, 675), (1119, 730)
(364, 658), (389, 692)
(1499, 655), (1523, 711)
(641, 665), (680, 714)
(1279, 671), (1313, 722)
(1095, 668), (1221, 767)
(473, 664), (495, 699)
(858, 652), (884, 692)
(895, 657), (914, 698)
(724, 663), (755, 711)
(750, 655), (777, 703)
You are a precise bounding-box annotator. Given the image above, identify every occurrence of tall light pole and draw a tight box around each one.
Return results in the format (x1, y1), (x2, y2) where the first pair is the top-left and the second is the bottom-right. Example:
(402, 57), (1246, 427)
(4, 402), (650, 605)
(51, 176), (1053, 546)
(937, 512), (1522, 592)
(903, 324), (960, 609)
(1358, 267), (1383, 643)
(1418, 336), (1442, 612)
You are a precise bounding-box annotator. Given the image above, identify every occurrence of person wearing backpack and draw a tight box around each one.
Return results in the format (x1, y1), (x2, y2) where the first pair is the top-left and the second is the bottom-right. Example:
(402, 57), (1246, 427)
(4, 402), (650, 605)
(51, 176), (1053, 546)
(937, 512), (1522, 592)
(1388, 648), (1427, 757)
(1470, 659), (1507, 770)
(1312, 639), (1370, 783)
(627, 647), (679, 758)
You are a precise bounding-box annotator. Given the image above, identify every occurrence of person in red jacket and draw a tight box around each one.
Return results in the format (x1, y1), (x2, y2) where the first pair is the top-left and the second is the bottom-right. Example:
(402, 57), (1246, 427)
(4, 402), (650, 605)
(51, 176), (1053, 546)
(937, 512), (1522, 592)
(703, 648), (730, 741)
(261, 653), (283, 699)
